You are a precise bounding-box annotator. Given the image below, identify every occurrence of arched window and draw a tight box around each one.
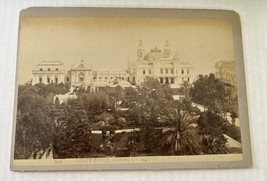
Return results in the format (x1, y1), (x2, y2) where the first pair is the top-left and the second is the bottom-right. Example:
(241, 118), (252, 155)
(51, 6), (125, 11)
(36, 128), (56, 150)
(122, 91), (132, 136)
(39, 68), (43, 71)
(55, 68), (59, 71)
(48, 68), (51, 71)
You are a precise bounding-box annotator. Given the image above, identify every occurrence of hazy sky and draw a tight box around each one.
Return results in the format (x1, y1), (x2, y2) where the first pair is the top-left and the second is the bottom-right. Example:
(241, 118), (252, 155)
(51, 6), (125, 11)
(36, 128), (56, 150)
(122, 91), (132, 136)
(18, 17), (235, 84)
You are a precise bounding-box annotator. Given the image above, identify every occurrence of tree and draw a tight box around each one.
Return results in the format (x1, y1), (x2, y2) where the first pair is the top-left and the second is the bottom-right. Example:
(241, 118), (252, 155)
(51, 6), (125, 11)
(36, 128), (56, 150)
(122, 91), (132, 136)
(73, 91), (111, 116)
(52, 106), (92, 158)
(139, 77), (171, 101)
(33, 83), (69, 97)
(197, 111), (229, 154)
(15, 85), (53, 159)
(123, 87), (139, 107)
(181, 81), (191, 99)
(190, 73), (227, 113)
(55, 96), (60, 106)
(157, 109), (201, 155)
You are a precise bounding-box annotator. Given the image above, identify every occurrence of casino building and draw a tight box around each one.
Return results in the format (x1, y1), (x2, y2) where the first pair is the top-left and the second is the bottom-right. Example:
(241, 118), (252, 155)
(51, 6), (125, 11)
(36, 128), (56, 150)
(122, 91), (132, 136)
(32, 41), (196, 89)
(128, 40), (195, 87)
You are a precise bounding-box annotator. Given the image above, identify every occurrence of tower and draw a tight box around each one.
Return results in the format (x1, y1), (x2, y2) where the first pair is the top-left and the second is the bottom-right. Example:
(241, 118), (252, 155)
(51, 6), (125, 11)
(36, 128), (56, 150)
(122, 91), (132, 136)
(137, 40), (145, 60)
(164, 40), (171, 58)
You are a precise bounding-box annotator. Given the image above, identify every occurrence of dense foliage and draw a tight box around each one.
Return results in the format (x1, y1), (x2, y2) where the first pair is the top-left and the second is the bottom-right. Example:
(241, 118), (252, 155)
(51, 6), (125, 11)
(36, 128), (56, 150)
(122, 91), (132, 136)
(190, 74), (227, 113)
(14, 76), (240, 159)
(51, 106), (92, 158)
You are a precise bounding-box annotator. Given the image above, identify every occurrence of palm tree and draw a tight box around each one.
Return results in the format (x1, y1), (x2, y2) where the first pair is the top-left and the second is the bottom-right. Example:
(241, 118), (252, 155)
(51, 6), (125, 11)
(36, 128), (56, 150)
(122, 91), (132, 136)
(158, 109), (201, 155)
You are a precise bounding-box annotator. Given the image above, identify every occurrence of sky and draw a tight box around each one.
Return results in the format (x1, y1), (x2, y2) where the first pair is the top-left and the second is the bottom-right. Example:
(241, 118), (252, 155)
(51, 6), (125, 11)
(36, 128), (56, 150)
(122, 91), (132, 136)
(18, 17), (235, 84)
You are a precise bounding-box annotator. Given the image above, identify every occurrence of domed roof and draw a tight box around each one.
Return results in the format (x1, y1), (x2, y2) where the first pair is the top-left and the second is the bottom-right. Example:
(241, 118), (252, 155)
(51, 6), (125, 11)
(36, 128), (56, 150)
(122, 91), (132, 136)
(143, 46), (167, 60)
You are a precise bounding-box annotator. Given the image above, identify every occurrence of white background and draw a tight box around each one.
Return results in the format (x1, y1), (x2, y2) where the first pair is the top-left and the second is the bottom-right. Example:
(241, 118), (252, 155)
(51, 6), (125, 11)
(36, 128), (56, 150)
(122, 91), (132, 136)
(0, 0), (266, 180)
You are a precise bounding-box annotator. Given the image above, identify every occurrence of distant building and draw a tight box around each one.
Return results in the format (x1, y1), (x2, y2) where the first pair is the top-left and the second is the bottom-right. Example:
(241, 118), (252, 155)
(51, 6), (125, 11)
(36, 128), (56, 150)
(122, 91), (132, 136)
(215, 60), (238, 104)
(128, 40), (196, 87)
(32, 60), (65, 84)
(32, 41), (196, 89)
(64, 60), (94, 87)
(90, 71), (132, 92)
(94, 70), (130, 85)
(215, 60), (237, 87)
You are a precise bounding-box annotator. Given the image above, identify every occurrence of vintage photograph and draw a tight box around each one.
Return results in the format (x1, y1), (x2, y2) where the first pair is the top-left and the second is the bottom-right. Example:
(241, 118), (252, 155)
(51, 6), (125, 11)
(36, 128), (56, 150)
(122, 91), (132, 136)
(11, 8), (251, 170)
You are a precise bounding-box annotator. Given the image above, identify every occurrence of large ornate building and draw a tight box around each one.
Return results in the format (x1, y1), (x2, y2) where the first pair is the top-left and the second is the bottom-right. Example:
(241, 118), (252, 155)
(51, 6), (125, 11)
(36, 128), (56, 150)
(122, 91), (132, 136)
(32, 41), (196, 89)
(128, 40), (195, 87)
(32, 60), (65, 85)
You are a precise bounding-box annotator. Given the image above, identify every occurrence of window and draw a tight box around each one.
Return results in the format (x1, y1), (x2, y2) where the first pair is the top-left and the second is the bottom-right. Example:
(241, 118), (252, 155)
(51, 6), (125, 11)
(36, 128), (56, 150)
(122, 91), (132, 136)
(160, 69), (163, 74)
(165, 78), (169, 84)
(182, 77), (184, 81)
(39, 68), (43, 71)
(133, 77), (135, 83)
(127, 77), (130, 81)
(105, 77), (107, 80)
(160, 77), (163, 84)
(171, 77), (174, 84)
(165, 68), (168, 74)
(55, 68), (59, 71)
(99, 77), (102, 80)
(48, 68), (51, 71)
(47, 78), (50, 83)
(39, 77), (42, 83)
(181, 69), (184, 74)
(55, 78), (58, 83)
(187, 77), (190, 82)
(149, 69), (152, 74)
(122, 77), (125, 80)
(143, 70), (146, 75)
(187, 69), (190, 74)
(66, 77), (69, 82)
(110, 77), (113, 79)
(171, 69), (174, 74)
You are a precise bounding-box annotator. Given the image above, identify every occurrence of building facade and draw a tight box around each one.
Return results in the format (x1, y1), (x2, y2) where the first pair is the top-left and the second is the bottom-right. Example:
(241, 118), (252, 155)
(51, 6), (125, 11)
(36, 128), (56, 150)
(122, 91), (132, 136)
(32, 60), (65, 85)
(215, 60), (237, 87)
(64, 60), (94, 87)
(32, 41), (196, 89)
(128, 40), (195, 87)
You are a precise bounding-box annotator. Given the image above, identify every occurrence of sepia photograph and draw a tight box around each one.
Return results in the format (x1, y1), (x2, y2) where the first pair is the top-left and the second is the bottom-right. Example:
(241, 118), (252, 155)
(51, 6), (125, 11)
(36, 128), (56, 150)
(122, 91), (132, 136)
(11, 8), (252, 171)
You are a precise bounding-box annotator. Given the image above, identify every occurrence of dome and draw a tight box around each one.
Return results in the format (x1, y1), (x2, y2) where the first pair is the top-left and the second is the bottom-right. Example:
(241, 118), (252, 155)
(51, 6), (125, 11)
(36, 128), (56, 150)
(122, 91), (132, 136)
(143, 47), (162, 59)
(143, 46), (169, 60)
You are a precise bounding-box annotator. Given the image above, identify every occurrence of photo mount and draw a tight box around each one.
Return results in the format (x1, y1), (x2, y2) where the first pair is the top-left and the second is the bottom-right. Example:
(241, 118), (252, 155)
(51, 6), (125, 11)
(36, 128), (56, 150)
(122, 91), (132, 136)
(10, 7), (252, 171)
